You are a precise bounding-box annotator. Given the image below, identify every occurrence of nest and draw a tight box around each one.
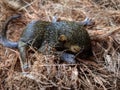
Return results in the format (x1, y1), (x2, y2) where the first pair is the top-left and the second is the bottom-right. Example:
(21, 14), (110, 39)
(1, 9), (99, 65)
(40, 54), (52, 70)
(0, 0), (120, 90)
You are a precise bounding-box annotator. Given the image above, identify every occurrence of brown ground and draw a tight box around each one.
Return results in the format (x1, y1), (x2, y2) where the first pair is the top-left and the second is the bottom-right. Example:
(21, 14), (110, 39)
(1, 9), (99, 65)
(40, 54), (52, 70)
(0, 0), (120, 90)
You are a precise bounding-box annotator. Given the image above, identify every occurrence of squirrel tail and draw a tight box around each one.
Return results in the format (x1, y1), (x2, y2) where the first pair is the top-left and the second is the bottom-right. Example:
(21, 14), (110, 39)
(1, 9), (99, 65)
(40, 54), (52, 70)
(0, 14), (21, 48)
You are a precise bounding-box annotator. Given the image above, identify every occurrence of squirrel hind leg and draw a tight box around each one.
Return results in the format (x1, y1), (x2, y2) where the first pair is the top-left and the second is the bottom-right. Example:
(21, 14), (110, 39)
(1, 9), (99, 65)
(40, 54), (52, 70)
(18, 41), (31, 73)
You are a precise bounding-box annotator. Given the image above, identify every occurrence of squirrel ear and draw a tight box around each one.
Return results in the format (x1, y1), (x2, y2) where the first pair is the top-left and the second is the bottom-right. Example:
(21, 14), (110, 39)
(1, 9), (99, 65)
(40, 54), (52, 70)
(58, 34), (67, 42)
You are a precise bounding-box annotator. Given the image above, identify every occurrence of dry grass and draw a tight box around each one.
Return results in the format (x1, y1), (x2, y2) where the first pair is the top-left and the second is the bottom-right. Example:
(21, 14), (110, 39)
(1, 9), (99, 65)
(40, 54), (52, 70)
(0, 0), (120, 90)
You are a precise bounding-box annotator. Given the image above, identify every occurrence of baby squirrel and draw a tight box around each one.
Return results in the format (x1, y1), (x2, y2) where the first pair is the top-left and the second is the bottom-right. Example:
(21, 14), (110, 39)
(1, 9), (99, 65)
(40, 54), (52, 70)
(0, 15), (93, 73)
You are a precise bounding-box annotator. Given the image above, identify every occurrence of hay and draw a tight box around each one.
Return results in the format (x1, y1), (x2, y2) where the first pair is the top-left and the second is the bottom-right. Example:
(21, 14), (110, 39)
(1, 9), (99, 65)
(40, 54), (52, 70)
(0, 0), (120, 90)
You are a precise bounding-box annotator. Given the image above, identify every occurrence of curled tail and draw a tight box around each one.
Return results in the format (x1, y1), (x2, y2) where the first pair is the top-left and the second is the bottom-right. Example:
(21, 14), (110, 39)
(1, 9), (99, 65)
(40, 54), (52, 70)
(0, 14), (21, 49)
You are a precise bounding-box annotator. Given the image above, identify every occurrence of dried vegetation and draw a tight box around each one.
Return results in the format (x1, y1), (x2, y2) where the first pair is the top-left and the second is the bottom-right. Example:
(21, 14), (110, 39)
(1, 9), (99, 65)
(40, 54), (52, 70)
(0, 0), (120, 90)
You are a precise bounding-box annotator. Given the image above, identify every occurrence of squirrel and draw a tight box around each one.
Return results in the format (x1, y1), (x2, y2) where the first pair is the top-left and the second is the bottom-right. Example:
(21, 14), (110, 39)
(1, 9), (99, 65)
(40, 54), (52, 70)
(0, 14), (93, 73)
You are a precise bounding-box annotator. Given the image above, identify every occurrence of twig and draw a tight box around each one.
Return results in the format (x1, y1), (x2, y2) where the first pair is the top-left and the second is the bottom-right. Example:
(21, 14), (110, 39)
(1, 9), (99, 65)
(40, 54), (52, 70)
(89, 26), (120, 40)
